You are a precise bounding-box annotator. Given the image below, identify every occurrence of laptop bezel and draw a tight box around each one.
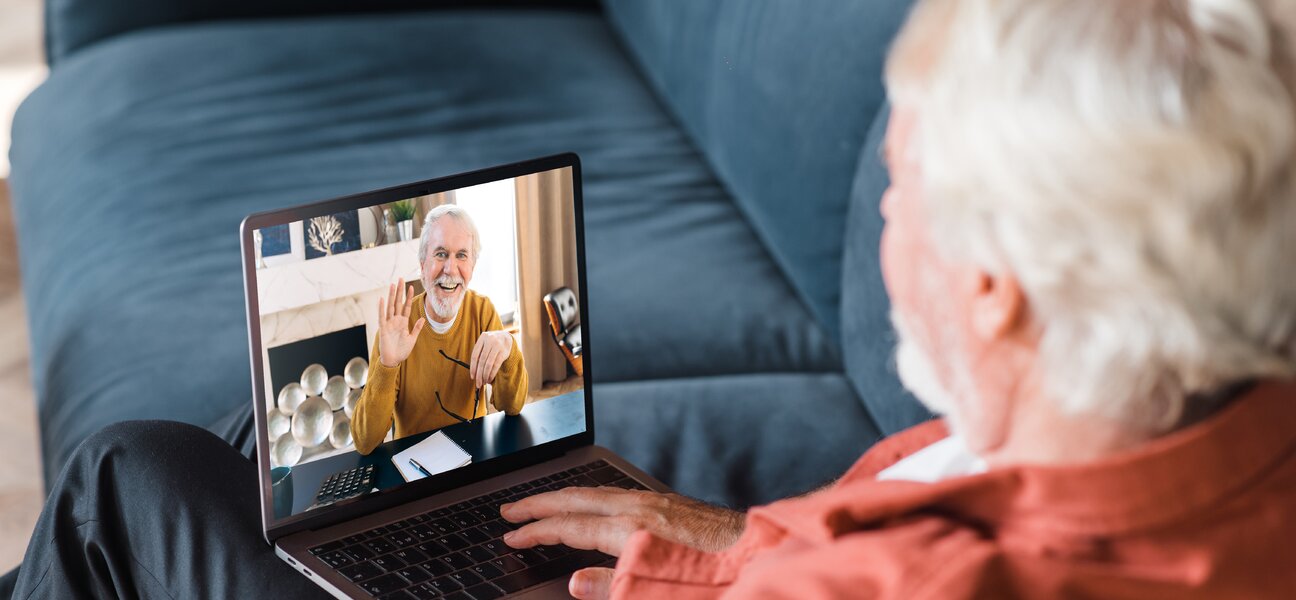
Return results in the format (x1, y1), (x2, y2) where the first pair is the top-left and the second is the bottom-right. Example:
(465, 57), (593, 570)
(240, 153), (595, 542)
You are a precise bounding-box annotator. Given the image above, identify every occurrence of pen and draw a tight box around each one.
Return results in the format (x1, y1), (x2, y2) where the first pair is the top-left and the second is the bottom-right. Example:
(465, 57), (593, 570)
(409, 458), (433, 478)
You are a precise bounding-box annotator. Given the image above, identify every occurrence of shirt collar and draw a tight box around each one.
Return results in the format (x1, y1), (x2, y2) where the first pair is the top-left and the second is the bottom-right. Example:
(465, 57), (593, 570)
(973, 380), (1296, 536)
(757, 380), (1296, 540)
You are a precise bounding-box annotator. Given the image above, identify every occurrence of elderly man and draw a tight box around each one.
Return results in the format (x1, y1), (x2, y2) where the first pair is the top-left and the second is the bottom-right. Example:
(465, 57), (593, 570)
(493, 0), (1296, 598)
(352, 204), (528, 454)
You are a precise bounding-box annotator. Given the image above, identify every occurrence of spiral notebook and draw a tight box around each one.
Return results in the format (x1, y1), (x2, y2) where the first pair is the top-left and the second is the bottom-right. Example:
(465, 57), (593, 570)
(391, 431), (473, 482)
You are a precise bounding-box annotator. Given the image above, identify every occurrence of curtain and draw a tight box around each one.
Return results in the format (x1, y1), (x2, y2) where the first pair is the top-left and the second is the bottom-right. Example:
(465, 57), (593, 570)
(413, 190), (455, 239)
(514, 167), (578, 393)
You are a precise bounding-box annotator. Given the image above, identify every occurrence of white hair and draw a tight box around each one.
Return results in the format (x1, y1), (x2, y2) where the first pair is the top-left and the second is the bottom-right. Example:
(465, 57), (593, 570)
(887, 0), (1296, 432)
(417, 204), (482, 265)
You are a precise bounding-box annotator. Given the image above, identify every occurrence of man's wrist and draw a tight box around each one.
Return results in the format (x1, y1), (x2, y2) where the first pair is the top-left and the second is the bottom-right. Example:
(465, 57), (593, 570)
(704, 507), (746, 550)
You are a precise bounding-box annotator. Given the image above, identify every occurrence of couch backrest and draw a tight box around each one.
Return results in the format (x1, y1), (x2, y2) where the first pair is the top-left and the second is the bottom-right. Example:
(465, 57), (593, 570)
(44, 0), (599, 65)
(840, 102), (933, 434)
(602, 0), (913, 341)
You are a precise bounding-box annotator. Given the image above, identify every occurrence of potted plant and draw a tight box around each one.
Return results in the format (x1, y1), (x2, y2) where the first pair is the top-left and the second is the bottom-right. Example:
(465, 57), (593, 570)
(390, 199), (417, 241)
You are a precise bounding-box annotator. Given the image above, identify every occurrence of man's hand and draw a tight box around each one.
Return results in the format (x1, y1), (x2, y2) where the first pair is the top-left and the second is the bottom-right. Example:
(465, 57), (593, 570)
(500, 487), (745, 600)
(377, 280), (426, 369)
(469, 330), (513, 388)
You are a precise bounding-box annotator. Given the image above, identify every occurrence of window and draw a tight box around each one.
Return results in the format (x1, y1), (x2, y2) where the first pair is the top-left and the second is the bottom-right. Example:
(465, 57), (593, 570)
(455, 179), (519, 325)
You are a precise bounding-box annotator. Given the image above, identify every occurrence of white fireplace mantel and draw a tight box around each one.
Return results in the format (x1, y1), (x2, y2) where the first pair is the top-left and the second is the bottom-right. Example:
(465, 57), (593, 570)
(256, 239), (422, 315)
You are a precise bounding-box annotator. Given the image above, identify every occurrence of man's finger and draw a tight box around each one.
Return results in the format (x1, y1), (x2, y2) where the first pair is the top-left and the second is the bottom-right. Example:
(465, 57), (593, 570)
(494, 336), (511, 373)
(487, 347), (506, 385)
(479, 349), (492, 388)
(479, 344), (501, 388)
(410, 317), (426, 338)
(569, 567), (615, 600)
(485, 334), (508, 384)
(385, 283), (397, 320)
(489, 344), (505, 383)
(476, 349), (487, 388)
(503, 513), (635, 556)
(500, 487), (639, 522)
(472, 343), (484, 387)
(470, 334), (487, 383)
(403, 284), (415, 317)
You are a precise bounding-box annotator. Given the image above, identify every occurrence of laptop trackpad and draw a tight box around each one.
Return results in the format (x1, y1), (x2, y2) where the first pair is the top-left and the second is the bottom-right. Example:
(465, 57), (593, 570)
(511, 577), (577, 599)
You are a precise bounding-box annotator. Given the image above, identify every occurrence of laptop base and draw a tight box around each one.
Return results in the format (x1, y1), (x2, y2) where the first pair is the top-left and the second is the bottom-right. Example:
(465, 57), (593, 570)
(277, 445), (668, 599)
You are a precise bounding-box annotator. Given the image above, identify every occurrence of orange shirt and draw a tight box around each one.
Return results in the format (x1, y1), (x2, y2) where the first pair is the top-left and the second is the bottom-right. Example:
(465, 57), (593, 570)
(610, 381), (1296, 599)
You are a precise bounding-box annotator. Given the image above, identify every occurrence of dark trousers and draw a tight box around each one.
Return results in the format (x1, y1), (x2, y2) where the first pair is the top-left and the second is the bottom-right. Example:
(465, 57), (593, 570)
(2, 408), (330, 598)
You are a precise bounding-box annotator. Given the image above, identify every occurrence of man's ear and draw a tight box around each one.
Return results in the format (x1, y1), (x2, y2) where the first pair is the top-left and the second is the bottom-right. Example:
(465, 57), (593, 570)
(968, 267), (1026, 340)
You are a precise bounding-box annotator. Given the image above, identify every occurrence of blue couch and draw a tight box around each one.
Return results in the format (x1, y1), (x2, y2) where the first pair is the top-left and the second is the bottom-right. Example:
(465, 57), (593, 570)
(9, 0), (929, 509)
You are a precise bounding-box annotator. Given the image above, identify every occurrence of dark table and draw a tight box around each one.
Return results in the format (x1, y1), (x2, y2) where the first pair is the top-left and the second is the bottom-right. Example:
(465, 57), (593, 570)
(276, 390), (585, 518)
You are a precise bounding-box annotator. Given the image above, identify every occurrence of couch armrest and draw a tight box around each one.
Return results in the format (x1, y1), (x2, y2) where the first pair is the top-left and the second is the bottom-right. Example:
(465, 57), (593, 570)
(45, 0), (599, 65)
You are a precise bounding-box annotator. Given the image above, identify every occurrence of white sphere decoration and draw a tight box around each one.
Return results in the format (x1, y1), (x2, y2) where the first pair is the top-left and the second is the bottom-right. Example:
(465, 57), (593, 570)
(267, 409), (290, 439)
(344, 388), (362, 419)
(292, 396), (333, 447)
(323, 375), (349, 411)
(345, 357), (369, 389)
(277, 382), (306, 416)
(272, 432), (302, 467)
(300, 363), (328, 396)
(330, 414), (352, 448)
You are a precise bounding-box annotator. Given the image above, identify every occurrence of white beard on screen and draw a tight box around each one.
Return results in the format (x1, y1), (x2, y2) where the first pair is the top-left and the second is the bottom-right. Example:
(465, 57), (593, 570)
(427, 274), (466, 320)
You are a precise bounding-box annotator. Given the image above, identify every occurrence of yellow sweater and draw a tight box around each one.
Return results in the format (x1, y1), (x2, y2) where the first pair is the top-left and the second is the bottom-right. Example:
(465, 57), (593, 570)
(352, 290), (527, 455)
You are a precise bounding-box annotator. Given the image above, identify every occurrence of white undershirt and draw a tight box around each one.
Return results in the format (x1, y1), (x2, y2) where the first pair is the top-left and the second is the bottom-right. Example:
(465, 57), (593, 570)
(875, 435), (988, 483)
(426, 298), (456, 335)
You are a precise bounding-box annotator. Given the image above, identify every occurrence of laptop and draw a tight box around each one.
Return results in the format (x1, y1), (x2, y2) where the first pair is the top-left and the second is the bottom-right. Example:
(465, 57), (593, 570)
(240, 153), (669, 599)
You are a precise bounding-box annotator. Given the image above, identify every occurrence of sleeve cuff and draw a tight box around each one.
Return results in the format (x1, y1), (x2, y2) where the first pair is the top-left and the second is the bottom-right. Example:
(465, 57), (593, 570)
(369, 358), (399, 380)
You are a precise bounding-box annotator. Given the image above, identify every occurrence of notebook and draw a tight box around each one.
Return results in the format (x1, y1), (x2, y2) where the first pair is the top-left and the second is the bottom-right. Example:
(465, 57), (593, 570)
(392, 431), (473, 482)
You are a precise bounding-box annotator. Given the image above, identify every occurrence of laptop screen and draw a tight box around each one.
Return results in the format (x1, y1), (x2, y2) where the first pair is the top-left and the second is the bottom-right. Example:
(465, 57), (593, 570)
(247, 162), (586, 522)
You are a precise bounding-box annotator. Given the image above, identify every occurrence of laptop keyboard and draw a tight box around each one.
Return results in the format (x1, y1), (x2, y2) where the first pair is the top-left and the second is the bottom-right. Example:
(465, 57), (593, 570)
(308, 460), (647, 599)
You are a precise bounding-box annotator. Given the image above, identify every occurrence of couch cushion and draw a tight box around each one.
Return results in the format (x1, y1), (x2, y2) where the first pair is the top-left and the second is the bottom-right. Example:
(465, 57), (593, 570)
(9, 11), (840, 486)
(839, 103), (934, 435)
(43, 1), (599, 65)
(595, 373), (882, 508)
(601, 0), (915, 340)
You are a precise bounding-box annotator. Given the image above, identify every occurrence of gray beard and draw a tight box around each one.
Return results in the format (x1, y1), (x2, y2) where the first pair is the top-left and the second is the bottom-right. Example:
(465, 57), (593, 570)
(427, 292), (462, 321)
(891, 310), (959, 417)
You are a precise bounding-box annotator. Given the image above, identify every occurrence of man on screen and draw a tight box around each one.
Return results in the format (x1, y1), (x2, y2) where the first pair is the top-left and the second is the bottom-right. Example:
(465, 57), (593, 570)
(352, 204), (527, 455)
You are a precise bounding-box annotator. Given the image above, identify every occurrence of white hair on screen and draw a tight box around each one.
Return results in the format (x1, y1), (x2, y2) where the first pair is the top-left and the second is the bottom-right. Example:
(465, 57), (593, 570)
(886, 0), (1296, 432)
(418, 203), (482, 265)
